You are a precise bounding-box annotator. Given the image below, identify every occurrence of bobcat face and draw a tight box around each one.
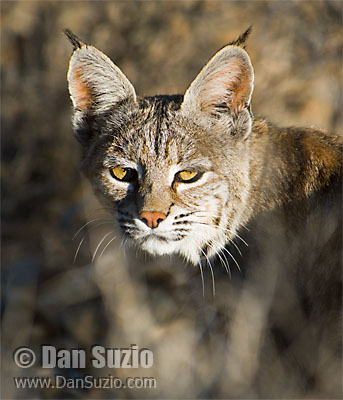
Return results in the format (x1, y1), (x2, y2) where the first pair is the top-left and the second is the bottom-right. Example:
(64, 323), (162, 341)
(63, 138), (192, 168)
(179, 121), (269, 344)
(84, 97), (250, 264)
(66, 30), (253, 263)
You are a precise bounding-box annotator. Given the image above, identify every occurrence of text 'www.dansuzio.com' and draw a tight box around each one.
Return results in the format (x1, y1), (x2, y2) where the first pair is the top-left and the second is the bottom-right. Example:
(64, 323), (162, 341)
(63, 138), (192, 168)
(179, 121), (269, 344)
(14, 375), (157, 390)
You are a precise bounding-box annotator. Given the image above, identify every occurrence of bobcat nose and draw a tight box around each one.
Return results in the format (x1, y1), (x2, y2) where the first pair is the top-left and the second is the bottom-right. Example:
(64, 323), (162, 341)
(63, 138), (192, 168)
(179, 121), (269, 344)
(139, 211), (166, 228)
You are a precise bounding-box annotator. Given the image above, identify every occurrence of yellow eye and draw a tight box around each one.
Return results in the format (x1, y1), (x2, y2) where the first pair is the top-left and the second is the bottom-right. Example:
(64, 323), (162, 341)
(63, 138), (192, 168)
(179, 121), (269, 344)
(110, 167), (137, 182)
(111, 167), (127, 180)
(177, 170), (202, 183)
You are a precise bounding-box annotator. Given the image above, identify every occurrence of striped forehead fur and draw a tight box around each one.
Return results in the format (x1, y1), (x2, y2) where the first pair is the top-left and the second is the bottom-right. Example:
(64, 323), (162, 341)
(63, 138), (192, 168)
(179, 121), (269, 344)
(105, 95), (202, 166)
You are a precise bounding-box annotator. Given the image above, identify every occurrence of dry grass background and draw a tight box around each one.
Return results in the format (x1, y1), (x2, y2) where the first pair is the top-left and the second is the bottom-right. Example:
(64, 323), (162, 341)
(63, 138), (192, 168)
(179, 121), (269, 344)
(1, 1), (342, 399)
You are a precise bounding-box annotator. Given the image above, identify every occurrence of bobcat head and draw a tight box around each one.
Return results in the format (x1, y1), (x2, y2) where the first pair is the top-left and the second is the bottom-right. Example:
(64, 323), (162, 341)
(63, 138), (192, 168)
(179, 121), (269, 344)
(66, 29), (254, 264)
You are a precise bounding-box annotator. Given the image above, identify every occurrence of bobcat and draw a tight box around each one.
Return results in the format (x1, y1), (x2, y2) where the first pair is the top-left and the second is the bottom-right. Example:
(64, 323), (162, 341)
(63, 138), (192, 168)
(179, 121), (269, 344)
(65, 28), (341, 259)
(65, 29), (342, 395)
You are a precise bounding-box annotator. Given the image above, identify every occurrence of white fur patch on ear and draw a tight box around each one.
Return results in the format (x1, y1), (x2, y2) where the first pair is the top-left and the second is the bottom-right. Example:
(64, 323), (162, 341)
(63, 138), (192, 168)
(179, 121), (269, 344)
(67, 45), (136, 114)
(181, 46), (254, 118)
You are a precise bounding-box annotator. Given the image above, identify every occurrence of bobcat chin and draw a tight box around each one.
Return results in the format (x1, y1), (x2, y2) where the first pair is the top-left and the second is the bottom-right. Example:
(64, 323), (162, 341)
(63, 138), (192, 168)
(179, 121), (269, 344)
(65, 28), (341, 265)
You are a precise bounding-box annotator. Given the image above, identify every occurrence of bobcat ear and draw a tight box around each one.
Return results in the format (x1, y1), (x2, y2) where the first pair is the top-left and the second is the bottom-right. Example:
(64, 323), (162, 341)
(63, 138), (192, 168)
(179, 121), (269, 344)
(181, 45), (254, 122)
(65, 31), (136, 114)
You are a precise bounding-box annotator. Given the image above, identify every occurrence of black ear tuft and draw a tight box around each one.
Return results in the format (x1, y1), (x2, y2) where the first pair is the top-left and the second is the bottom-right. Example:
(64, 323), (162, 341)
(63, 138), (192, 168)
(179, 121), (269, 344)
(63, 29), (85, 50)
(228, 26), (252, 49)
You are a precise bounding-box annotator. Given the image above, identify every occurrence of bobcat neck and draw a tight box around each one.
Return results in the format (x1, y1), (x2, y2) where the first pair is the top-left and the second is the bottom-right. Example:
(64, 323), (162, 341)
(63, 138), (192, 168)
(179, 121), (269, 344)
(247, 118), (342, 220)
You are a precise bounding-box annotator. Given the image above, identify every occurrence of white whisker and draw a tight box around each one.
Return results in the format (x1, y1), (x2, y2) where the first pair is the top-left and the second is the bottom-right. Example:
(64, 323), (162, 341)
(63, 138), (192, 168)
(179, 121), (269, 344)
(98, 235), (117, 262)
(210, 223), (248, 247)
(191, 220), (248, 247)
(73, 221), (115, 262)
(198, 258), (205, 298)
(220, 246), (241, 273)
(74, 236), (85, 263)
(200, 236), (231, 278)
(194, 230), (241, 275)
(200, 248), (216, 297)
(92, 231), (116, 262)
(228, 238), (242, 257)
(72, 218), (112, 240)
(218, 248), (231, 278)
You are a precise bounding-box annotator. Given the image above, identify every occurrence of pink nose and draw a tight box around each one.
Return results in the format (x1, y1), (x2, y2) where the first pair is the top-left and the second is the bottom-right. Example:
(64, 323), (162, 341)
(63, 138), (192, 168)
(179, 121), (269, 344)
(139, 211), (167, 228)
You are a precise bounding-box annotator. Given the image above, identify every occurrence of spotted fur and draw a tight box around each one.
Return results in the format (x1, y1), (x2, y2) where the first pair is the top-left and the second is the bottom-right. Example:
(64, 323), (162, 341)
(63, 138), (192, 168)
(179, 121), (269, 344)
(66, 30), (342, 266)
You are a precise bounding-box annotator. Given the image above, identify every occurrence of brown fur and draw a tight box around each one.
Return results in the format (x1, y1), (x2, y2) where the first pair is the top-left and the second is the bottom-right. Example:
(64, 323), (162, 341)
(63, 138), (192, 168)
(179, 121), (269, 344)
(66, 29), (342, 396)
